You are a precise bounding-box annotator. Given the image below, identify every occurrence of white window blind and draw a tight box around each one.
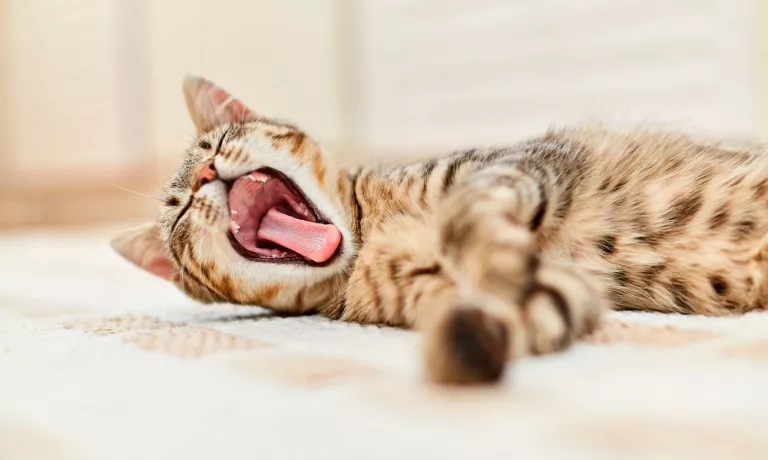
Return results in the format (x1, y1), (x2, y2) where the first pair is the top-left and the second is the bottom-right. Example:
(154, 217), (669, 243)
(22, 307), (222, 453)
(360, 0), (759, 154)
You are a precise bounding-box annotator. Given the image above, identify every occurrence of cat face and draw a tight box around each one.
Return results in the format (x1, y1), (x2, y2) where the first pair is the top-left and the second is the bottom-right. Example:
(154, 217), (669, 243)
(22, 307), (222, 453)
(112, 77), (356, 310)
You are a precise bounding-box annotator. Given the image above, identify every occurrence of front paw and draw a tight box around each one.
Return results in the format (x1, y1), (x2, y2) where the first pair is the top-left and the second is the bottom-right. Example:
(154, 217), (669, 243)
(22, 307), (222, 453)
(424, 305), (509, 385)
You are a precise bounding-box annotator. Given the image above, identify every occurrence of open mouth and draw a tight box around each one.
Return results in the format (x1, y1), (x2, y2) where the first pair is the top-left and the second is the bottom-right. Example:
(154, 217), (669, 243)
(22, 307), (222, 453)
(227, 169), (342, 265)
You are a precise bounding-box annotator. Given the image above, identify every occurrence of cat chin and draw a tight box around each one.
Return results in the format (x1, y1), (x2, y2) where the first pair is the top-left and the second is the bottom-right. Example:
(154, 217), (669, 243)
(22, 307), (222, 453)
(180, 222), (348, 295)
(233, 253), (351, 288)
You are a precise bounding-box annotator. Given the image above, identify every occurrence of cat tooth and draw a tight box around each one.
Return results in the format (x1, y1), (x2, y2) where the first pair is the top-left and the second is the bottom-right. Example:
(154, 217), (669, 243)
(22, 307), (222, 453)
(230, 221), (240, 234)
(248, 173), (269, 183)
(231, 210), (238, 216)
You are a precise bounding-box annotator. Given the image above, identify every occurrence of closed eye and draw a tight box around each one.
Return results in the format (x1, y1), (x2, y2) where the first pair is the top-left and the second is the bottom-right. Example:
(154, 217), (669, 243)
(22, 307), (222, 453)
(170, 196), (194, 238)
(169, 128), (230, 237)
(214, 127), (230, 154)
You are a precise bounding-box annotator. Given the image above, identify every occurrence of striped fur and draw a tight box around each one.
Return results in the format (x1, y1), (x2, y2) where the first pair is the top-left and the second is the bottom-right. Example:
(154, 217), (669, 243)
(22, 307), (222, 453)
(113, 78), (768, 385)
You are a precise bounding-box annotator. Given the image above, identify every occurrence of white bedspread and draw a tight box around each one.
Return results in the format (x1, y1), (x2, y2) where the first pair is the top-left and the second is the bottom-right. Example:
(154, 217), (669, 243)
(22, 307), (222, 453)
(2, 226), (768, 460)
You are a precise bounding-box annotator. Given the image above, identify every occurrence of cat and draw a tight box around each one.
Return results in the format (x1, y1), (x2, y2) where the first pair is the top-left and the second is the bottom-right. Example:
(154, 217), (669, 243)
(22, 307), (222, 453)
(112, 76), (768, 385)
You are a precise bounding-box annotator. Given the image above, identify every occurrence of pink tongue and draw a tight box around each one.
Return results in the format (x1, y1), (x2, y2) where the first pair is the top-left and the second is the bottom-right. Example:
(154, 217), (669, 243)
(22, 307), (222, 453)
(257, 208), (341, 263)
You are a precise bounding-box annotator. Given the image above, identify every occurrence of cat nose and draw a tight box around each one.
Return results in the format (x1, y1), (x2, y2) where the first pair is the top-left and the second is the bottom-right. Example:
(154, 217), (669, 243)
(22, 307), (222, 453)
(191, 159), (217, 192)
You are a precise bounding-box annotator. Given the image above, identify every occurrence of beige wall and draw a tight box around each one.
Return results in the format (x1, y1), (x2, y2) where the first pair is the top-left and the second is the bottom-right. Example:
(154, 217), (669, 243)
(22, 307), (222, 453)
(2, 0), (768, 227)
(145, 0), (344, 173)
(0, 0), (344, 226)
(3, 0), (134, 180)
(1, 0), (343, 178)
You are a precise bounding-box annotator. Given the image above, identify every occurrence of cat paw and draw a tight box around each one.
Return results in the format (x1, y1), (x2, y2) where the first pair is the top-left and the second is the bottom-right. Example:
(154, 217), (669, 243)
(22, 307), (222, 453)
(421, 265), (603, 385)
(521, 266), (603, 356)
(523, 284), (576, 354)
(424, 306), (509, 385)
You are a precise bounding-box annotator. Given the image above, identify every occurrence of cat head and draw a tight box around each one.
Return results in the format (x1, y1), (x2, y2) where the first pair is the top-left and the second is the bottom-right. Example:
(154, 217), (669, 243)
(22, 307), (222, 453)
(111, 77), (356, 311)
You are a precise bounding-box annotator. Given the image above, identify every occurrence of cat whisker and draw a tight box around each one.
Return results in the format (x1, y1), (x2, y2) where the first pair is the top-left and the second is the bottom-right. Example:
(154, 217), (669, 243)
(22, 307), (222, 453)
(108, 183), (163, 202)
(182, 132), (198, 144)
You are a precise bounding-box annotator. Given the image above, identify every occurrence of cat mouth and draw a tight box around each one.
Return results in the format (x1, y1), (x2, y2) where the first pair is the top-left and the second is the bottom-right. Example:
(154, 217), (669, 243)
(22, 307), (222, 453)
(226, 168), (342, 265)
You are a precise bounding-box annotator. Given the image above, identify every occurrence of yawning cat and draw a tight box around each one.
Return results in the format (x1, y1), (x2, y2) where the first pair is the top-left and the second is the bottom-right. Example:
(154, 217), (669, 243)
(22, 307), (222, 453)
(113, 76), (768, 384)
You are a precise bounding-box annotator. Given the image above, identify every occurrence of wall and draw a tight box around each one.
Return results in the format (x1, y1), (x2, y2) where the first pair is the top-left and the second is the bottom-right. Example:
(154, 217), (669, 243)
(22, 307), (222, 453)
(0, 0), (343, 227)
(3, 0), (141, 181)
(2, 0), (768, 227)
(144, 0), (344, 175)
(358, 0), (761, 160)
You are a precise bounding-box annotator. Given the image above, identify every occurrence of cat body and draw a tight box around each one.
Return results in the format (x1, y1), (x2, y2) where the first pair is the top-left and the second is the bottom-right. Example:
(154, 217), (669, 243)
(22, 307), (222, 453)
(113, 77), (768, 384)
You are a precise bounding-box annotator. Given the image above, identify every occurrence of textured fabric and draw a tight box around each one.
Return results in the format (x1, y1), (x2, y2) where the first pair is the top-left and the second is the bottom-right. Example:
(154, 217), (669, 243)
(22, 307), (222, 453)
(2, 226), (768, 460)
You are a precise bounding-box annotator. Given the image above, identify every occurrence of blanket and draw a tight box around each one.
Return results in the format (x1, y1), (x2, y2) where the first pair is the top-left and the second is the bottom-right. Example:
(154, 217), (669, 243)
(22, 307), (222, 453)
(2, 226), (768, 459)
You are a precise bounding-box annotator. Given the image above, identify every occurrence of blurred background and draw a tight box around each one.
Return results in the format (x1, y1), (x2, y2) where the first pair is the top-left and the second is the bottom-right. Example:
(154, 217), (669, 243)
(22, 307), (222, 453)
(0, 0), (765, 228)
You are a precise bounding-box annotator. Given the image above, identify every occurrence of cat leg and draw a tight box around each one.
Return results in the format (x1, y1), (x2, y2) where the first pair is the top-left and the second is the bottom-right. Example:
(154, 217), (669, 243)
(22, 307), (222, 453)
(343, 211), (510, 383)
(427, 166), (605, 383)
(343, 212), (459, 328)
(342, 167), (604, 385)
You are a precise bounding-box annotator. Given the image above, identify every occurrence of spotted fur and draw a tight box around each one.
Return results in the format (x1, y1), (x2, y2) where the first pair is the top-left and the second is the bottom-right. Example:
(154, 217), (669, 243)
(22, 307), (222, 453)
(113, 77), (768, 385)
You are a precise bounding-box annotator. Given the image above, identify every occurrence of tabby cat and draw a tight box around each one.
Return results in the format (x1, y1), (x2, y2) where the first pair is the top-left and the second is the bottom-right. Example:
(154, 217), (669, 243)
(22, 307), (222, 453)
(113, 76), (768, 385)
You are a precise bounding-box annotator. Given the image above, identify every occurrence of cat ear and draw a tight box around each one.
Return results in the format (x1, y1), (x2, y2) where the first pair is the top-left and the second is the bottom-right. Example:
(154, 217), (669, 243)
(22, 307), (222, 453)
(111, 223), (180, 284)
(183, 75), (258, 134)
